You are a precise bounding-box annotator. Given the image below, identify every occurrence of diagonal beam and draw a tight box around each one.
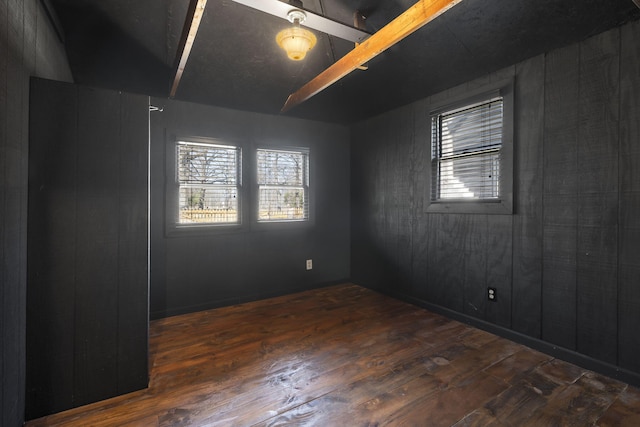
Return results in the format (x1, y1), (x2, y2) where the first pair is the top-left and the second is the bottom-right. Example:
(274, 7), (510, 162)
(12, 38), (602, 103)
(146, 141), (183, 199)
(281, 0), (463, 113)
(170, 0), (208, 98)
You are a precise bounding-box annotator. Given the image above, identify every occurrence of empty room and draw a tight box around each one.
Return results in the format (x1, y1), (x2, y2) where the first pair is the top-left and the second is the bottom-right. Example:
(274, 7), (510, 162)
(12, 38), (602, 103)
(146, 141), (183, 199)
(2, 0), (640, 425)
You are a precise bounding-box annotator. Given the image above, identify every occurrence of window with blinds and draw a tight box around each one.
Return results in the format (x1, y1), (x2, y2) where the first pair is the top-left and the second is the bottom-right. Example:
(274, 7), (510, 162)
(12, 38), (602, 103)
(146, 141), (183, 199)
(177, 141), (241, 225)
(257, 148), (309, 222)
(431, 96), (503, 202)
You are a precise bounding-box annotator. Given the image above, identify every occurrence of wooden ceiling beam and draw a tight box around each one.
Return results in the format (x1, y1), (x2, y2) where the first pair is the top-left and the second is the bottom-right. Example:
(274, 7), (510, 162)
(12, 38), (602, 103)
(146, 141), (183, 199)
(281, 0), (463, 113)
(170, 0), (208, 98)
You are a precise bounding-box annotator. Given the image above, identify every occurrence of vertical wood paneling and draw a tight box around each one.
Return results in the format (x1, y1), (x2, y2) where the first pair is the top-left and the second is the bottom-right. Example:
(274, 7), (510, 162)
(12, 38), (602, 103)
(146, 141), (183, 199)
(26, 79), (78, 419)
(541, 43), (579, 350)
(485, 215), (513, 328)
(576, 29), (620, 365)
(512, 55), (545, 337)
(27, 80), (148, 419)
(351, 17), (640, 384)
(411, 101), (429, 298)
(1, 0), (9, 421)
(0, 0), (71, 426)
(117, 93), (149, 393)
(618, 20), (640, 373)
(3, 2), (26, 424)
(394, 105), (415, 293)
(374, 135), (392, 287)
(23, 0), (36, 72)
(74, 86), (121, 405)
(463, 215), (487, 319)
(4, 1), (23, 425)
(2, 0), (72, 423)
(384, 113), (401, 288)
(427, 214), (466, 312)
(351, 119), (388, 289)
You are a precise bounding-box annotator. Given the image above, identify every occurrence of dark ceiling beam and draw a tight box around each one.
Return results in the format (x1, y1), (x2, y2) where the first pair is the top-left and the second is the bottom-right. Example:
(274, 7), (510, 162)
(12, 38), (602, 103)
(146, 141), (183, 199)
(281, 0), (463, 113)
(170, 0), (208, 98)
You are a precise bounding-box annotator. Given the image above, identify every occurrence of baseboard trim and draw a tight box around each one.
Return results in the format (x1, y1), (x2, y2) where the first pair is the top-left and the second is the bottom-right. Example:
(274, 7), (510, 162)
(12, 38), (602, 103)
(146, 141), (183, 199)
(360, 283), (640, 389)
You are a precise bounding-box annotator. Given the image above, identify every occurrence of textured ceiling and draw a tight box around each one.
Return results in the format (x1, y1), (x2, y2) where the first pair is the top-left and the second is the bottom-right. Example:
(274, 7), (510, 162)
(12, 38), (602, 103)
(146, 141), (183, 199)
(50, 0), (640, 124)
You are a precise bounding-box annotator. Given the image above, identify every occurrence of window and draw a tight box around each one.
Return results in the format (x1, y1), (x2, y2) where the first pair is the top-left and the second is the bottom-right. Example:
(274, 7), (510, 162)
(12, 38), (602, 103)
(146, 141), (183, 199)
(176, 140), (241, 225)
(432, 97), (502, 200)
(257, 148), (309, 222)
(428, 80), (513, 214)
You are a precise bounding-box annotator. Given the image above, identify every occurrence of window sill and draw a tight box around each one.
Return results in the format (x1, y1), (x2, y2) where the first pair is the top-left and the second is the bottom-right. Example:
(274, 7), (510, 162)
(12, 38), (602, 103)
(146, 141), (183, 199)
(165, 222), (246, 238)
(426, 199), (513, 215)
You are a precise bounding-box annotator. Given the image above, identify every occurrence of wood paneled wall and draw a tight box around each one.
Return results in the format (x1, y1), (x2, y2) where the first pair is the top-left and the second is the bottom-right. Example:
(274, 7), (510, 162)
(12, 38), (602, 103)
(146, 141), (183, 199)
(0, 1), (72, 425)
(351, 20), (640, 384)
(26, 79), (149, 420)
(149, 98), (351, 319)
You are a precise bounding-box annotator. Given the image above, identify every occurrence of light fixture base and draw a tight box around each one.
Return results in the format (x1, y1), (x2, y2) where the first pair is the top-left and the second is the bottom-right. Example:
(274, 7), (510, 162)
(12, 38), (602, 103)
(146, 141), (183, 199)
(287, 9), (307, 25)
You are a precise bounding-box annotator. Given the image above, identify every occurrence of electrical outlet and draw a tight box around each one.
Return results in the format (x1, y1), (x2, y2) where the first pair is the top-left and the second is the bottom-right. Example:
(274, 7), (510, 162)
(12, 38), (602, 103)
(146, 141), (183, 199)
(488, 287), (497, 302)
(306, 259), (313, 270)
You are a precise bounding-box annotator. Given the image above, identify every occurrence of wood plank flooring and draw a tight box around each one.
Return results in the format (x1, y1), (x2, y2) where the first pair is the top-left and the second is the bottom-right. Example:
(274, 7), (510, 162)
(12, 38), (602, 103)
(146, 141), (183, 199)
(26, 283), (640, 426)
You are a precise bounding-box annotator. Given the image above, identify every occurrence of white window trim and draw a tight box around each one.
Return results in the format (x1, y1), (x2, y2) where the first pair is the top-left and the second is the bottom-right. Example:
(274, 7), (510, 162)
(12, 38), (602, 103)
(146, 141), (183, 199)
(426, 78), (514, 215)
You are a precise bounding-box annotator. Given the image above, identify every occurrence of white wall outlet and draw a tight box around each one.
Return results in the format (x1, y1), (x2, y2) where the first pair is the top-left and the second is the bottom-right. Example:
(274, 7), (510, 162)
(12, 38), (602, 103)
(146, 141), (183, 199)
(488, 287), (497, 302)
(306, 259), (313, 270)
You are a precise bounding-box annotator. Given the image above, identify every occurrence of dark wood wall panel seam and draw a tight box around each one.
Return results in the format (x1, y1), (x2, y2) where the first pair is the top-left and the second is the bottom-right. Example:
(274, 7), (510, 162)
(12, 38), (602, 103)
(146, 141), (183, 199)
(616, 20), (640, 373)
(538, 54), (547, 339)
(576, 28), (620, 364)
(575, 39), (582, 352)
(616, 28), (621, 368)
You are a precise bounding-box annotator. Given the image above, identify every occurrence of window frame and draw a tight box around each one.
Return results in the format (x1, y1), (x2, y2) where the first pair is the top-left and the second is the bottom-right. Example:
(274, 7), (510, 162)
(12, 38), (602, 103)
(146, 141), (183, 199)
(165, 136), (246, 236)
(253, 146), (313, 226)
(426, 78), (514, 215)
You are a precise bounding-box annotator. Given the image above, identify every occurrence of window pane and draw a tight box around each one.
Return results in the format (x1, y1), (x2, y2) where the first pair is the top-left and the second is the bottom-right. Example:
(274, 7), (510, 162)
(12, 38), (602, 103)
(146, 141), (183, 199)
(177, 141), (240, 225)
(437, 152), (500, 199)
(432, 97), (503, 201)
(178, 142), (238, 185)
(257, 150), (306, 186)
(439, 99), (503, 156)
(257, 148), (309, 222)
(179, 186), (238, 223)
(258, 187), (306, 221)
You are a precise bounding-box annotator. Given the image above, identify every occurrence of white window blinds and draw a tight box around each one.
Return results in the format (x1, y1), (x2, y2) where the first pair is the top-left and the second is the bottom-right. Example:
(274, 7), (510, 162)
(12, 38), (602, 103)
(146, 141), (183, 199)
(257, 148), (309, 222)
(177, 141), (241, 224)
(431, 96), (503, 201)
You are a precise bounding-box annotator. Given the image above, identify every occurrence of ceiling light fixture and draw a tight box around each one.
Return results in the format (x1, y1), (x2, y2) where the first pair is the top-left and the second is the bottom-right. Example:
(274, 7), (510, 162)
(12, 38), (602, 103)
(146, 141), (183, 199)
(276, 9), (317, 61)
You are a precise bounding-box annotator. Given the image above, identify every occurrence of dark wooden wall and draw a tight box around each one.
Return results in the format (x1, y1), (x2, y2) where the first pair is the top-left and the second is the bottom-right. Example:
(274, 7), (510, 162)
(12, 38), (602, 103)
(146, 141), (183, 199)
(26, 79), (149, 420)
(351, 20), (640, 384)
(0, 1), (72, 425)
(149, 98), (350, 319)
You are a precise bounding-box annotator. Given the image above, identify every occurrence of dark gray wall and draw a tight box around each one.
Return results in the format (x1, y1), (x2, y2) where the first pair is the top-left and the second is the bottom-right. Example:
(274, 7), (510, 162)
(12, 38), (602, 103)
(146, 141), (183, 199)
(0, 1), (72, 425)
(351, 20), (640, 384)
(150, 98), (350, 319)
(26, 79), (149, 420)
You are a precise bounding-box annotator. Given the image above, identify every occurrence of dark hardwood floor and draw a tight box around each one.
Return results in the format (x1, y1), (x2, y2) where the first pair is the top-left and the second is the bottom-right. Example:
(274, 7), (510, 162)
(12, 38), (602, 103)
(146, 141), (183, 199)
(27, 283), (640, 426)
